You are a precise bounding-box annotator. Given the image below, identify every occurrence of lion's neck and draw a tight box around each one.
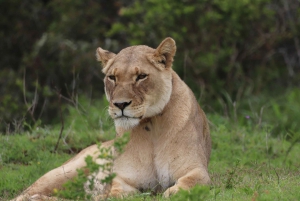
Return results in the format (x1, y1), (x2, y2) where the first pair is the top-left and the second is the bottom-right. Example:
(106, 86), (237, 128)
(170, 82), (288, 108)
(145, 72), (195, 134)
(163, 71), (194, 119)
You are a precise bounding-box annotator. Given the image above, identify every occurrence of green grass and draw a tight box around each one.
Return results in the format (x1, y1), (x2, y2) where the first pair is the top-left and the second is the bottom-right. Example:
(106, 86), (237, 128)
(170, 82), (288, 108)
(208, 113), (300, 201)
(1, 89), (300, 200)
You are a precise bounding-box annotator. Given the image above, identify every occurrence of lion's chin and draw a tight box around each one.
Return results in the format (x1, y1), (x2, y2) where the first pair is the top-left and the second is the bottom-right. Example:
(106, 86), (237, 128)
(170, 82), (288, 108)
(114, 117), (140, 130)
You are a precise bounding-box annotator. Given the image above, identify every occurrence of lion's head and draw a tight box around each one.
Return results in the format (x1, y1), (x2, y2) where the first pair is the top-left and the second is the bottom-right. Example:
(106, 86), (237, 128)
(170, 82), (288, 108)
(96, 38), (176, 130)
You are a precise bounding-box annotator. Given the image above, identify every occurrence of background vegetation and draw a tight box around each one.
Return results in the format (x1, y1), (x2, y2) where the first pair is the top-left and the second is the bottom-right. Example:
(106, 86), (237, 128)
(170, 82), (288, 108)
(0, 0), (299, 200)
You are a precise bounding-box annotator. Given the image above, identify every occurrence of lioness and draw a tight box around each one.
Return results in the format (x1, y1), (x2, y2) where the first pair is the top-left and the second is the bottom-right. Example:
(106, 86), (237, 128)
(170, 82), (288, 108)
(13, 37), (211, 201)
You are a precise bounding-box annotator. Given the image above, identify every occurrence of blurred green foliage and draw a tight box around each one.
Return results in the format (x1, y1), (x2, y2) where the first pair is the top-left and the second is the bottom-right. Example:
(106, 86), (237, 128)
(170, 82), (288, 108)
(0, 0), (121, 131)
(110, 0), (300, 97)
(0, 0), (299, 137)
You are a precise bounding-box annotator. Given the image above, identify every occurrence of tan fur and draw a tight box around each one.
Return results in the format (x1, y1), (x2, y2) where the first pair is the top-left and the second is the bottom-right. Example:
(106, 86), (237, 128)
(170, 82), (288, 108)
(13, 38), (211, 201)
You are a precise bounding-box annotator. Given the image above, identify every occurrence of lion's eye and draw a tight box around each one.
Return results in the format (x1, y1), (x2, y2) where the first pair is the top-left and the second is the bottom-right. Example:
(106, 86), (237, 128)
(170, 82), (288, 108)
(136, 74), (148, 81)
(108, 75), (116, 81)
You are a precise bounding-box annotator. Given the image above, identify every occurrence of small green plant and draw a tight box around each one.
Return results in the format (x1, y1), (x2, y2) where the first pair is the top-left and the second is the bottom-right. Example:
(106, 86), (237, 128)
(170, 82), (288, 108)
(225, 160), (240, 189)
(56, 132), (130, 200)
(171, 185), (210, 201)
(113, 132), (130, 154)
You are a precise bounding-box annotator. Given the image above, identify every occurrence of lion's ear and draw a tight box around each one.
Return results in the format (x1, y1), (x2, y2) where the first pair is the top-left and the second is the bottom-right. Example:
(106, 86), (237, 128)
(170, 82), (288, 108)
(154, 37), (176, 69)
(96, 47), (116, 67)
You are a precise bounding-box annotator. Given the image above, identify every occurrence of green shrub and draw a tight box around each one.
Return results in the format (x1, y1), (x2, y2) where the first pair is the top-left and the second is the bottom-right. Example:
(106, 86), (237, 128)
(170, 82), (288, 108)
(1, 0), (299, 132)
(109, 0), (300, 105)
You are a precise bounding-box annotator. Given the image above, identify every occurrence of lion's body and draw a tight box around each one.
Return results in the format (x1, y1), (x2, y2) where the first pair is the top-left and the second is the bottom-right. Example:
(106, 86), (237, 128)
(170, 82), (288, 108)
(13, 38), (211, 201)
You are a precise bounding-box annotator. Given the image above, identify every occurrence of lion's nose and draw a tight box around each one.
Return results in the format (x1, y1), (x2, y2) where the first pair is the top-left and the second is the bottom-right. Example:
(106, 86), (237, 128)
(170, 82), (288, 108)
(114, 101), (132, 110)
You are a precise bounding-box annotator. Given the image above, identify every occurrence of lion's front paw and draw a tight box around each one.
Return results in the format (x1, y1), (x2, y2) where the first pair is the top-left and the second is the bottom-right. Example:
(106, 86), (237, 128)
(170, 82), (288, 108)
(93, 194), (109, 201)
(12, 194), (60, 201)
(11, 194), (31, 201)
(163, 185), (180, 197)
(29, 194), (53, 201)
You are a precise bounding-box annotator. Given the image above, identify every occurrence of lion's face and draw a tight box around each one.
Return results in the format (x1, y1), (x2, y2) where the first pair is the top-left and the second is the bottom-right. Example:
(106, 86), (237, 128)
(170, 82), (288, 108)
(96, 38), (176, 130)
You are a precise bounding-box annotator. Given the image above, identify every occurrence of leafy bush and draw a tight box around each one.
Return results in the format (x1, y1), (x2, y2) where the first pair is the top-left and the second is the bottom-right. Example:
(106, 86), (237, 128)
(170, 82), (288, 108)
(0, 0), (120, 132)
(109, 0), (300, 103)
(1, 0), (299, 134)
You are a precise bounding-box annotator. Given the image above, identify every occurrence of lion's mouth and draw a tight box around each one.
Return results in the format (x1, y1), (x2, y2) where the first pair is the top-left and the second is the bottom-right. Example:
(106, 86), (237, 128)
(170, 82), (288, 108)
(115, 115), (143, 120)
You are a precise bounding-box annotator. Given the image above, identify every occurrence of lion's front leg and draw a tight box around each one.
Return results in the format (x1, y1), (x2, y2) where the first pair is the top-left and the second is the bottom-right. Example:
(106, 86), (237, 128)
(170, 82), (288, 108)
(93, 176), (139, 200)
(110, 176), (140, 197)
(163, 168), (210, 197)
(12, 144), (102, 201)
(13, 194), (67, 201)
(12, 163), (78, 201)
